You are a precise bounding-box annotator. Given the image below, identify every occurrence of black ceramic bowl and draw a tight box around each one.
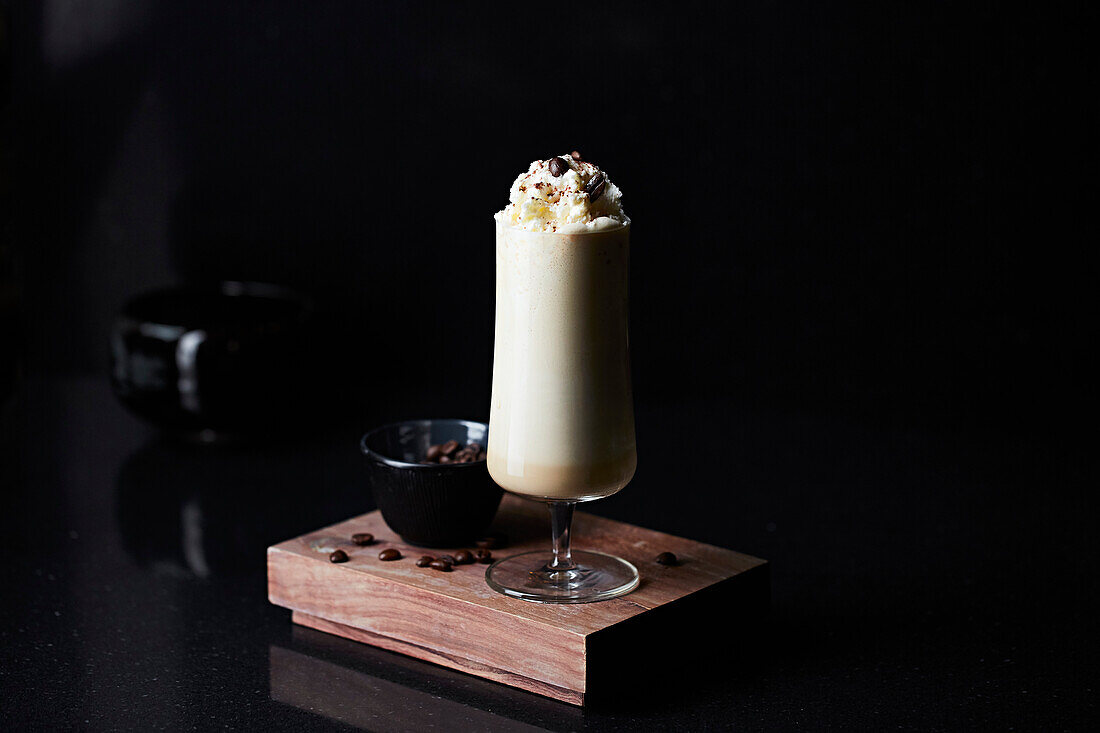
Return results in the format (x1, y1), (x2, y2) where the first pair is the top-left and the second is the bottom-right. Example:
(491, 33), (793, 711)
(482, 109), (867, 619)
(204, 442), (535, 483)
(360, 419), (502, 547)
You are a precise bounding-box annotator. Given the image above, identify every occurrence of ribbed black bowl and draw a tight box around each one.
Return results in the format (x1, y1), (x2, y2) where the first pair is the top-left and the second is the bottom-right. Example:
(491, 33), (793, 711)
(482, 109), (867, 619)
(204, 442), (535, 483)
(360, 419), (503, 547)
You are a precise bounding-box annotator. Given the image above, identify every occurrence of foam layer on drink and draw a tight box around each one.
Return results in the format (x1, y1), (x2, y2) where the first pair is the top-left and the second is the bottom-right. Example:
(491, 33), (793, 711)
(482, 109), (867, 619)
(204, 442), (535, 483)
(488, 221), (636, 500)
(495, 154), (627, 233)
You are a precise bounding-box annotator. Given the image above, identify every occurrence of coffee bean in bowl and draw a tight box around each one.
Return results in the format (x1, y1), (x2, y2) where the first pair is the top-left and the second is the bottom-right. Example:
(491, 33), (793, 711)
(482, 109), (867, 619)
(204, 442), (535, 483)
(360, 419), (503, 548)
(421, 440), (485, 464)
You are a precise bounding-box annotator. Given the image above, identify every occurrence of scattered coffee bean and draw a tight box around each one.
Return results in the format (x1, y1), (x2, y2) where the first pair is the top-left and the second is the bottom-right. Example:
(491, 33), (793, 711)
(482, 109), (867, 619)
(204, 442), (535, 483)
(429, 559), (453, 572)
(570, 150), (582, 160)
(416, 555), (434, 567)
(453, 550), (474, 565)
(440, 440), (460, 456)
(474, 548), (493, 563)
(655, 551), (678, 566)
(549, 156), (568, 177)
(426, 444), (443, 461)
(378, 549), (401, 561)
(438, 554), (456, 565)
(329, 549), (349, 563)
(351, 533), (374, 546)
(585, 172), (606, 203)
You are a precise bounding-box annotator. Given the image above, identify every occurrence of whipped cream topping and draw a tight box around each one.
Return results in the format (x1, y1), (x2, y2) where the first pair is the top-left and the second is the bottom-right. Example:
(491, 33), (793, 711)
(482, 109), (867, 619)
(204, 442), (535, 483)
(496, 154), (627, 233)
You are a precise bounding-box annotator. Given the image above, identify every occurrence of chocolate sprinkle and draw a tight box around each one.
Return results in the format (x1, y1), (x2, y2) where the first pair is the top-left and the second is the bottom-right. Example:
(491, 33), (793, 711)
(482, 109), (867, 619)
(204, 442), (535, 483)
(585, 172), (606, 203)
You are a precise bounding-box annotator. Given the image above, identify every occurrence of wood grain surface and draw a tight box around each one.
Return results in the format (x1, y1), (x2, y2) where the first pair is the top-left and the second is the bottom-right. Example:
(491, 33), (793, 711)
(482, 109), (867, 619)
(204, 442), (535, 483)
(268, 495), (767, 705)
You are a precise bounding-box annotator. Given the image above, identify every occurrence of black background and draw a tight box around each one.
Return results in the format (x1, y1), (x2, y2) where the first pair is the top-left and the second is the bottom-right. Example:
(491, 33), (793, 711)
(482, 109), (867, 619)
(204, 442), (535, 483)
(1, 2), (1096, 730)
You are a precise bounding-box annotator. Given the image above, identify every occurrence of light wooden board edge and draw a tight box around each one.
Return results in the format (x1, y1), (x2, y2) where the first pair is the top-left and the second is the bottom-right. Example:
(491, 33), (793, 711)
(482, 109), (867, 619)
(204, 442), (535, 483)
(292, 611), (585, 707)
(267, 548), (589, 693)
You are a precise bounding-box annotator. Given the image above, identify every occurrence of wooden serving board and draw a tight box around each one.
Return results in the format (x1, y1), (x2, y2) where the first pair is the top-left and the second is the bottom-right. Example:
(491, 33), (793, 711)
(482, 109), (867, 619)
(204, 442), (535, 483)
(267, 495), (768, 706)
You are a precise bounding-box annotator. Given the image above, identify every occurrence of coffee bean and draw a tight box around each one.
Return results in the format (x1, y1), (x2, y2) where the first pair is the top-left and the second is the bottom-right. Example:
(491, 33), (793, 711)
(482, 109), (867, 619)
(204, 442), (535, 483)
(438, 554), (456, 565)
(474, 548), (493, 563)
(329, 549), (349, 563)
(655, 551), (678, 566)
(423, 441), (486, 464)
(570, 150), (582, 160)
(549, 156), (568, 177)
(378, 549), (401, 561)
(429, 559), (453, 572)
(585, 172), (606, 203)
(351, 533), (374, 546)
(416, 555), (434, 567)
(454, 550), (474, 565)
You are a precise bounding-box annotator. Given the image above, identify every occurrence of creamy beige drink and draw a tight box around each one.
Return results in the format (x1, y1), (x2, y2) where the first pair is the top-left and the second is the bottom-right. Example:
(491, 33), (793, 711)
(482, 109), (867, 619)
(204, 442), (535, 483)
(488, 153), (635, 501)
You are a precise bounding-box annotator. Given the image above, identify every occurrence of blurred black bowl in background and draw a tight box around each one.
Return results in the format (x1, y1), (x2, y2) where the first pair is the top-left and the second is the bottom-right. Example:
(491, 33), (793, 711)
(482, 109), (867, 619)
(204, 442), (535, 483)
(110, 281), (314, 441)
(361, 419), (502, 547)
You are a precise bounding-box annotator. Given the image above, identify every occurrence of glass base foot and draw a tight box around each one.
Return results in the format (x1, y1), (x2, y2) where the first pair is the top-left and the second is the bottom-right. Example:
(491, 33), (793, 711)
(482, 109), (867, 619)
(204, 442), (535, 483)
(485, 550), (639, 604)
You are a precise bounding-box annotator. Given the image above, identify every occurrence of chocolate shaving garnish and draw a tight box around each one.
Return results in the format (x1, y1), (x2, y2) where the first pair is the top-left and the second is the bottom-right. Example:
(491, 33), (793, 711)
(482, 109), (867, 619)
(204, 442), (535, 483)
(549, 157), (568, 177)
(585, 172), (606, 203)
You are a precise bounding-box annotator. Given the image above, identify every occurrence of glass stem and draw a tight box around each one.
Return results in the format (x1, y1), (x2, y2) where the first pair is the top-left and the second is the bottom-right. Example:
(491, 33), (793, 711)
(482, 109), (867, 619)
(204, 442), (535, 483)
(547, 500), (577, 571)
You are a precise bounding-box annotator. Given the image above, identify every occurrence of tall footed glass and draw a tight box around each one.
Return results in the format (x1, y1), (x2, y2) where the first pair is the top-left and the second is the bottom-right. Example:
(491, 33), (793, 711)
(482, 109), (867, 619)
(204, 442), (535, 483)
(486, 218), (639, 603)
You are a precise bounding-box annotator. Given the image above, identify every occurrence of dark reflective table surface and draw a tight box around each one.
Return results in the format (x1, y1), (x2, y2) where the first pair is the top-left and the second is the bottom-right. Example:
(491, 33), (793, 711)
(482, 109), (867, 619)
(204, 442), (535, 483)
(1, 378), (1095, 730)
